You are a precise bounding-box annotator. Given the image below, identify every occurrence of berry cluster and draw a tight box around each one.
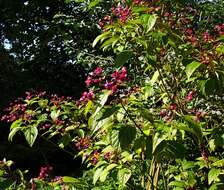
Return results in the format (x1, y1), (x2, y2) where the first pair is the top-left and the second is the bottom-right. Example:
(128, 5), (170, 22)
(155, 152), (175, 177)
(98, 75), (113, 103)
(112, 5), (131, 23)
(85, 67), (103, 87)
(75, 137), (92, 150)
(99, 15), (113, 29)
(214, 23), (224, 36)
(103, 151), (113, 161)
(90, 150), (100, 165)
(186, 91), (195, 102)
(38, 165), (53, 179)
(78, 66), (128, 105)
(133, 0), (142, 5)
(77, 90), (94, 105)
(1, 97), (27, 122)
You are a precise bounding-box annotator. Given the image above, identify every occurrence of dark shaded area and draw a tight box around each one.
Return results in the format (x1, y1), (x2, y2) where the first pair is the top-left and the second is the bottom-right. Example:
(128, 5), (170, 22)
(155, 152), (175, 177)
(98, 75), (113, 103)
(0, 0), (113, 179)
(0, 123), (82, 178)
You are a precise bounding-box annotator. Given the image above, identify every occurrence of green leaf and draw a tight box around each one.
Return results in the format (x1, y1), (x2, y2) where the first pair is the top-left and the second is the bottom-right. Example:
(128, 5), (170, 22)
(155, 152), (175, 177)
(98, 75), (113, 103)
(146, 136), (153, 159)
(216, 44), (224, 55)
(50, 110), (60, 121)
(8, 127), (21, 142)
(10, 119), (22, 130)
(99, 106), (119, 121)
(133, 136), (146, 151)
(92, 32), (110, 48)
(154, 140), (185, 162)
(84, 100), (93, 117)
(8, 119), (22, 142)
(117, 168), (131, 187)
(119, 126), (137, 150)
(99, 163), (117, 182)
(132, 6), (149, 13)
(141, 14), (157, 33)
(38, 99), (48, 108)
(110, 130), (120, 148)
(93, 167), (104, 185)
(98, 90), (110, 108)
(168, 181), (186, 188)
(23, 126), (38, 147)
(100, 36), (119, 50)
(209, 183), (224, 190)
(150, 70), (159, 85)
(88, 0), (102, 10)
(62, 176), (79, 183)
(140, 108), (154, 124)
(115, 51), (133, 67)
(208, 168), (221, 185)
(212, 159), (224, 167)
(209, 139), (216, 152)
(93, 116), (113, 133)
(176, 117), (203, 144)
(185, 61), (201, 80)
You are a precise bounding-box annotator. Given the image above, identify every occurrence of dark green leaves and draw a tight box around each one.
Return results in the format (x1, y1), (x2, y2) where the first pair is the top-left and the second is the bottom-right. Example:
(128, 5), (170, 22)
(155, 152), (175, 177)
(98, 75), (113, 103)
(115, 51), (133, 67)
(119, 126), (137, 150)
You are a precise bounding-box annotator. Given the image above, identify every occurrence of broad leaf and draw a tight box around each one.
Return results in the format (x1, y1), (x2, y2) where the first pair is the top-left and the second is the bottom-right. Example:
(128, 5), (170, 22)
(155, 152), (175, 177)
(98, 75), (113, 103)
(93, 167), (104, 185)
(117, 168), (132, 187)
(99, 163), (117, 182)
(8, 119), (22, 142)
(169, 181), (186, 188)
(23, 126), (38, 147)
(115, 51), (133, 67)
(119, 126), (137, 150)
(50, 110), (60, 121)
(208, 168), (221, 185)
(8, 127), (21, 142)
(185, 61), (201, 80)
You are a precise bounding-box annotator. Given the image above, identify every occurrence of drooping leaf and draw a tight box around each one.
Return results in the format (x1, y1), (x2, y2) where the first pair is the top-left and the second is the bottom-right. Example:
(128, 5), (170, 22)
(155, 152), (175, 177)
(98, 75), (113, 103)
(99, 163), (117, 182)
(183, 115), (203, 144)
(145, 135), (153, 159)
(23, 126), (38, 147)
(99, 106), (119, 121)
(93, 167), (104, 185)
(100, 36), (119, 50)
(209, 183), (224, 190)
(92, 32), (111, 48)
(8, 127), (22, 142)
(8, 119), (22, 142)
(185, 61), (201, 80)
(117, 168), (132, 187)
